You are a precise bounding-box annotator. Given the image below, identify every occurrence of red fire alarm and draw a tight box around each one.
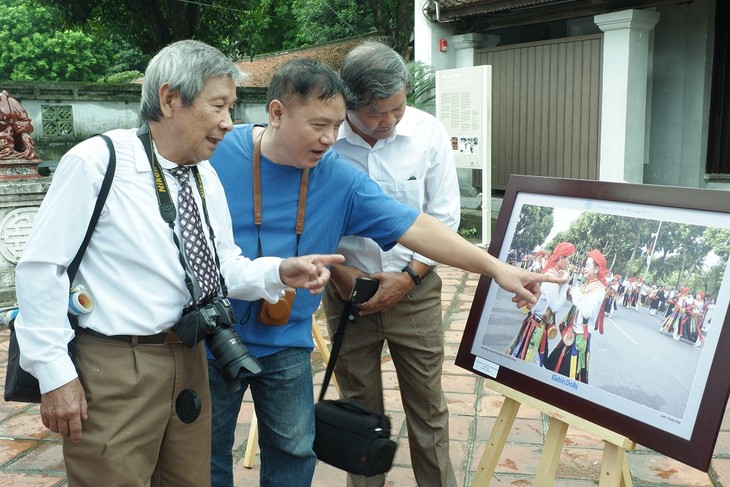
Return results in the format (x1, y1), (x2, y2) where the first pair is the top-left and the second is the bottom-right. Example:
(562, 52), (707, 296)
(439, 38), (448, 52)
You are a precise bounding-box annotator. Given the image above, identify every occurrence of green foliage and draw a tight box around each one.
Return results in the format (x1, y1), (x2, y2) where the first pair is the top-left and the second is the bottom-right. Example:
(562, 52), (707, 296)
(0, 0), (143, 81)
(35, 0), (294, 62)
(104, 42), (147, 76)
(13, 0), (413, 81)
(512, 206), (554, 254)
(407, 61), (435, 115)
(197, 0), (296, 61)
(540, 209), (723, 296)
(98, 71), (144, 84)
(291, 0), (377, 47)
(702, 227), (730, 263)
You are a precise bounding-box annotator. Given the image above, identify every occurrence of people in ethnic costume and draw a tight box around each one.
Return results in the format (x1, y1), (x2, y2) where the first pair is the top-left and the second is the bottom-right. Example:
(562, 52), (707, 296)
(660, 287), (690, 339)
(505, 242), (575, 366)
(545, 249), (607, 384)
(677, 291), (705, 344)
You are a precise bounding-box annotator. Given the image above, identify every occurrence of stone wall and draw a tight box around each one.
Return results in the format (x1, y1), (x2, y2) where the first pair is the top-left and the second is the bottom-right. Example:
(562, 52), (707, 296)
(0, 178), (50, 306)
(1, 81), (269, 161)
(0, 81), (268, 307)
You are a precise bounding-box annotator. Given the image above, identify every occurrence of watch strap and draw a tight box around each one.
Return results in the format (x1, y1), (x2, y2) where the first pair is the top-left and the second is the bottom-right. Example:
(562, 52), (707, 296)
(402, 265), (422, 285)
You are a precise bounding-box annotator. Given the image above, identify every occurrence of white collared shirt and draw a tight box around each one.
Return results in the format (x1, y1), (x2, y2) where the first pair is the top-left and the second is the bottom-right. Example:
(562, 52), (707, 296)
(333, 106), (460, 273)
(14, 128), (285, 392)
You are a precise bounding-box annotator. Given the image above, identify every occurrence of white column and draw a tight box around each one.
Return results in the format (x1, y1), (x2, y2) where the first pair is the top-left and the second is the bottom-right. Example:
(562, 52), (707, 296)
(595, 9), (659, 183)
(451, 33), (500, 68)
(414, 0), (454, 69)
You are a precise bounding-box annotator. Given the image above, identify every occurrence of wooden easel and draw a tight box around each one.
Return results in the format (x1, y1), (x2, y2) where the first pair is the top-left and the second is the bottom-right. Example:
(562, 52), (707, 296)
(243, 315), (338, 468)
(473, 379), (635, 486)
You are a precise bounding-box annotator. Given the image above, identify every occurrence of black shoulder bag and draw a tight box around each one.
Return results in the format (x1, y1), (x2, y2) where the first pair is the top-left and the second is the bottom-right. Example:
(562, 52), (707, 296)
(313, 278), (397, 476)
(4, 134), (117, 403)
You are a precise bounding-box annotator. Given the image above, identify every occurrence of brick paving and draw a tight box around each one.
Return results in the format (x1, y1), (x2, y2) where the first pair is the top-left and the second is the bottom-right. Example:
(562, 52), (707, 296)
(1, 265), (728, 486)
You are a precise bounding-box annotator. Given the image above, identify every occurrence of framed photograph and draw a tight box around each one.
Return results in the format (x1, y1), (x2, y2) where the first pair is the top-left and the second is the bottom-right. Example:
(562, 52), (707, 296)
(456, 175), (730, 471)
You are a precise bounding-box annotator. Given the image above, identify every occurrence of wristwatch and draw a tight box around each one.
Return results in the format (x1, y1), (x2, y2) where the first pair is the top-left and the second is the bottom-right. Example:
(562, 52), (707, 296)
(402, 265), (422, 285)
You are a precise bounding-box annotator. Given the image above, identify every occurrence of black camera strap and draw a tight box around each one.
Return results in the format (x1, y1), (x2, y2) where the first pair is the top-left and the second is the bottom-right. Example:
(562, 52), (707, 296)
(138, 125), (228, 424)
(318, 300), (358, 402)
(67, 134), (117, 331)
(137, 124), (229, 304)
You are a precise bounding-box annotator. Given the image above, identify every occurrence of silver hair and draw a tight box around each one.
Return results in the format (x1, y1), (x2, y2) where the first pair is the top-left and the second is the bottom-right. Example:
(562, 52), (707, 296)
(339, 40), (412, 111)
(140, 40), (244, 122)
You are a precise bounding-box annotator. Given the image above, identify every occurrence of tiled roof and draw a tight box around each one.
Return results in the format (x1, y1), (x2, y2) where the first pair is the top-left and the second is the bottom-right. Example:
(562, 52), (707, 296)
(236, 34), (378, 87)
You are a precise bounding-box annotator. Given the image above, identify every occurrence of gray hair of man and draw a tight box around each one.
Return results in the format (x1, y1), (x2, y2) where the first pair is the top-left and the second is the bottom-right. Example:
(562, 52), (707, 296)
(140, 39), (244, 122)
(339, 40), (413, 112)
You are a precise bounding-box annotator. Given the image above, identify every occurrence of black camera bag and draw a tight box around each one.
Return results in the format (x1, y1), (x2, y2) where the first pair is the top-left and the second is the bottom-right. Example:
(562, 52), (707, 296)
(4, 321), (42, 403)
(314, 398), (396, 476)
(313, 297), (396, 476)
(4, 134), (116, 403)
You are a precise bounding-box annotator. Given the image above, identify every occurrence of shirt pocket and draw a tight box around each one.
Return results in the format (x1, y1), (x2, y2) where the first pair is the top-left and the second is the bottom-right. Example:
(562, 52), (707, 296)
(393, 177), (425, 209)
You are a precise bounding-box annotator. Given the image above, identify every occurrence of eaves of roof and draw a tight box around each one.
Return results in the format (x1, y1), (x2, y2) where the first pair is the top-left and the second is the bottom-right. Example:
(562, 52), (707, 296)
(428, 0), (579, 19)
(236, 33), (379, 88)
(426, 0), (689, 22)
(437, 0), (564, 12)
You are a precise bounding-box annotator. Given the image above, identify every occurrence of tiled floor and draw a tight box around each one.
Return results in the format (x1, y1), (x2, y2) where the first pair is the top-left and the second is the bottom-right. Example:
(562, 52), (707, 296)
(1, 265), (729, 486)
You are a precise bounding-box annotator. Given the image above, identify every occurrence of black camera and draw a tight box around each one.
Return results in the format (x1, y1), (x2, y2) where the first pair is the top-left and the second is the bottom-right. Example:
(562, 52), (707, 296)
(175, 297), (263, 390)
(349, 277), (379, 304)
(347, 277), (380, 321)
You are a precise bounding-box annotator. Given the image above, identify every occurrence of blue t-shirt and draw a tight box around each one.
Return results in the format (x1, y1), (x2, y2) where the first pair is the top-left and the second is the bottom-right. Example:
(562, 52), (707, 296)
(209, 124), (419, 357)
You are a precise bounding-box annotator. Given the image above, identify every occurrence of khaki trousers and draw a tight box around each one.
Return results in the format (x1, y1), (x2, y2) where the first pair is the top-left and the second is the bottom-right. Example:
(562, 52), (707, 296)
(322, 272), (457, 487)
(64, 332), (211, 486)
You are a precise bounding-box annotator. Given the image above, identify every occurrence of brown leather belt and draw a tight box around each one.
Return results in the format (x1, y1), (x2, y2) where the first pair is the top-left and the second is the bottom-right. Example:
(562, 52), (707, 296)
(76, 327), (182, 344)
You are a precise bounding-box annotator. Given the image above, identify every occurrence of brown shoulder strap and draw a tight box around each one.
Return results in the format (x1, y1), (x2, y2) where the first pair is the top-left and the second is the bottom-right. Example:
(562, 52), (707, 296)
(252, 127), (308, 235)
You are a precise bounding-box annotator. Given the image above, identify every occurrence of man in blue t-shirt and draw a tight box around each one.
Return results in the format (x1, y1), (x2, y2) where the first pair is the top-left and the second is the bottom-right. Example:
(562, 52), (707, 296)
(209, 58), (559, 487)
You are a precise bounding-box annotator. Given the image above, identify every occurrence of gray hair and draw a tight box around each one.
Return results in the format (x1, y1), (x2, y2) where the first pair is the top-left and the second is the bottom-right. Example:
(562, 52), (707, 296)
(339, 40), (412, 111)
(140, 39), (244, 122)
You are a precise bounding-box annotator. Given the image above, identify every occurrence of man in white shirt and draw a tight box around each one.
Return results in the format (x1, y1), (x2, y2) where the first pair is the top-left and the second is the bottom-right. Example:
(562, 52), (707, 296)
(209, 58), (565, 487)
(13, 40), (342, 486)
(321, 40), (460, 487)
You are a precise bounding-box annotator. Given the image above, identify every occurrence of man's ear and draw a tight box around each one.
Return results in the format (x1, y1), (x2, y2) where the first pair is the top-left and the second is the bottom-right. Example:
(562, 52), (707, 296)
(159, 83), (176, 118)
(268, 99), (284, 128)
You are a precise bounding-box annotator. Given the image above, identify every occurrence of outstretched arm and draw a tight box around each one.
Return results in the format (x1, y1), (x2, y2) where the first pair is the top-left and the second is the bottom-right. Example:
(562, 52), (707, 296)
(397, 214), (562, 307)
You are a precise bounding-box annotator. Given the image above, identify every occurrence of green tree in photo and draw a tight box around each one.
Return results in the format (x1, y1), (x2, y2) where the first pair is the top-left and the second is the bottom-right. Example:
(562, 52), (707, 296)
(512, 205), (553, 254)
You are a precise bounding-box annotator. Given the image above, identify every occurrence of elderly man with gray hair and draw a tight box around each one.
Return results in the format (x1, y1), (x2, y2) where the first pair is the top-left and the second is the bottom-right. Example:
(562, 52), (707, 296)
(322, 40), (460, 487)
(13, 39), (342, 486)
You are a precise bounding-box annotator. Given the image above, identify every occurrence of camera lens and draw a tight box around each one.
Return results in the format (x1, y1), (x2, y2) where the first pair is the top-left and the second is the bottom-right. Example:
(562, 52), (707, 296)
(207, 326), (263, 391)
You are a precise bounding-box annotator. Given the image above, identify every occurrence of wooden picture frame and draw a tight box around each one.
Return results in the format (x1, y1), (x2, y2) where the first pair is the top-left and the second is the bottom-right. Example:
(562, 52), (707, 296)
(456, 175), (730, 471)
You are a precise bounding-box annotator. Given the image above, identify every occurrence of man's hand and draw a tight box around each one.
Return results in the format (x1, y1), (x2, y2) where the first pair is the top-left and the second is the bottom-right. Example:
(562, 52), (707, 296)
(279, 254), (345, 294)
(493, 261), (565, 309)
(356, 271), (411, 316)
(40, 378), (87, 443)
(554, 270), (570, 285)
